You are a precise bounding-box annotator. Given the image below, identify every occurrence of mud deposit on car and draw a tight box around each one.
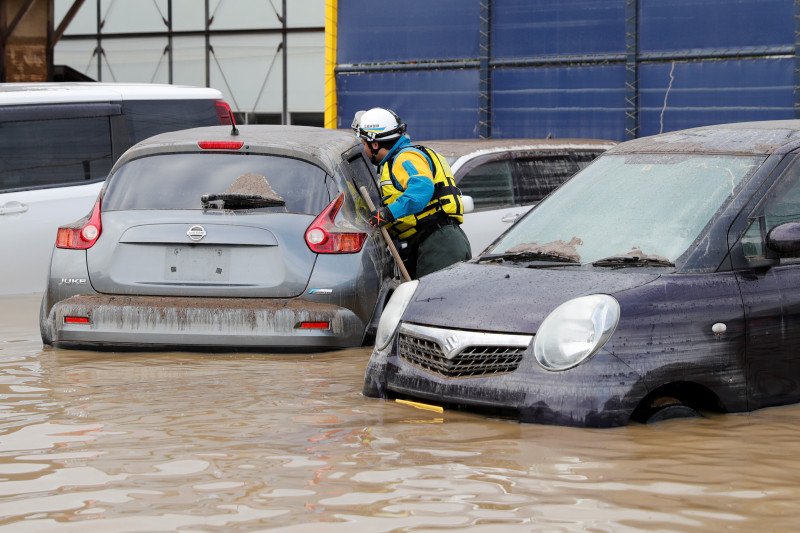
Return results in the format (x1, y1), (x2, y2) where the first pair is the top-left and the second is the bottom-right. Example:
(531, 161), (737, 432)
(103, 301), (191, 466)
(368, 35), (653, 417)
(1, 294), (800, 531)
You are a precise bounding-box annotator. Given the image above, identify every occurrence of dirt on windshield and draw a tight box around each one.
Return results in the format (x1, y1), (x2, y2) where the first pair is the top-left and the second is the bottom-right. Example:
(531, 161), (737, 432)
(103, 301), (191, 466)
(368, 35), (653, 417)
(226, 172), (284, 202)
(507, 237), (583, 262)
(621, 246), (671, 263)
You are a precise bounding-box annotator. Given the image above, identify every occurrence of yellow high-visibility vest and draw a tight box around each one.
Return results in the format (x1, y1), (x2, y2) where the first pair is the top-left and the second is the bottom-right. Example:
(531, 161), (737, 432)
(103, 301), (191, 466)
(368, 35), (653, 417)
(379, 145), (464, 240)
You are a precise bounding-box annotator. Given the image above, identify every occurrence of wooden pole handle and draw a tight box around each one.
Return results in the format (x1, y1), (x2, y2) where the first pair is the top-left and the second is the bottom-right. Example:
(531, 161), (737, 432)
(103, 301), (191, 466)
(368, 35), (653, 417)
(359, 186), (412, 282)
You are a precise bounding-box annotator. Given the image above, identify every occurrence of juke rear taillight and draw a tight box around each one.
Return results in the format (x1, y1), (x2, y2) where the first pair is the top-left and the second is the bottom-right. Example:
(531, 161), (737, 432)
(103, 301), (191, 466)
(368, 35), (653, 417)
(56, 199), (102, 250)
(305, 193), (367, 254)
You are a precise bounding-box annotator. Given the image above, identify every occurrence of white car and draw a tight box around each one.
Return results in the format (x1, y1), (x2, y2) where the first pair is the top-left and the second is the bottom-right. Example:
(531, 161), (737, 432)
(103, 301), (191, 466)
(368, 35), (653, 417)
(0, 83), (231, 295)
(423, 139), (615, 255)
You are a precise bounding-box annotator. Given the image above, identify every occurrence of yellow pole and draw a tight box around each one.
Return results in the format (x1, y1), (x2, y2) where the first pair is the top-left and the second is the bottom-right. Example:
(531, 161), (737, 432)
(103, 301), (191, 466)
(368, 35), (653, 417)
(324, 0), (338, 129)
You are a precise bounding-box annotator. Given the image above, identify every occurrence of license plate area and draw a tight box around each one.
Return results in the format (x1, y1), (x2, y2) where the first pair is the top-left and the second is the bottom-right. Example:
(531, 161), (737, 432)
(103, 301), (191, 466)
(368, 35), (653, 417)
(165, 246), (231, 282)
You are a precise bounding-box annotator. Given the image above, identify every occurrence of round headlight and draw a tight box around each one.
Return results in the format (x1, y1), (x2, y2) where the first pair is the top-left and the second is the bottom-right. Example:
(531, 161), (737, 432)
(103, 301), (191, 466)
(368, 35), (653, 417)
(533, 294), (620, 371)
(375, 280), (419, 350)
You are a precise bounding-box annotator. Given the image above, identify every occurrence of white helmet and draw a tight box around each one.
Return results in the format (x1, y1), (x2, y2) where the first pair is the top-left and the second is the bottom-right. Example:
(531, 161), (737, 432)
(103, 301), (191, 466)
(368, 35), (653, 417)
(352, 107), (406, 142)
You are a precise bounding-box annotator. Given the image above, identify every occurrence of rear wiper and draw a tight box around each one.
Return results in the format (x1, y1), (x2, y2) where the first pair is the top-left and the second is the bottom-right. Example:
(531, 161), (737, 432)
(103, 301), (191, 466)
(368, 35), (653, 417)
(201, 193), (286, 210)
(592, 255), (674, 267)
(476, 251), (580, 264)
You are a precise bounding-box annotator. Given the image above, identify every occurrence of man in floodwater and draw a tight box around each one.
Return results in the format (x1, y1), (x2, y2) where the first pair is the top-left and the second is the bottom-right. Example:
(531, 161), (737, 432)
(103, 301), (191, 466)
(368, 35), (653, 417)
(353, 107), (471, 278)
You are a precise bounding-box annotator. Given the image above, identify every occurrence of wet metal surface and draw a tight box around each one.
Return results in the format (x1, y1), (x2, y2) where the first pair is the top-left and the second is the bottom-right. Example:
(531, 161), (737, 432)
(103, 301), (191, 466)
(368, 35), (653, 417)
(2, 294), (800, 531)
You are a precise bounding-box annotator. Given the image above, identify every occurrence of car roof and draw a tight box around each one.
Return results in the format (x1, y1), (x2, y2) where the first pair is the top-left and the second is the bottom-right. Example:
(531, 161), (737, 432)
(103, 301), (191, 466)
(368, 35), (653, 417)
(115, 125), (359, 176)
(421, 138), (616, 159)
(609, 120), (800, 156)
(0, 82), (222, 105)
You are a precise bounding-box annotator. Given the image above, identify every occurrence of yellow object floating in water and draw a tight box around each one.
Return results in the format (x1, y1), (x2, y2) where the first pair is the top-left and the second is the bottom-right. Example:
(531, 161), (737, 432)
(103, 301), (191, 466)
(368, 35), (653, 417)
(395, 399), (444, 413)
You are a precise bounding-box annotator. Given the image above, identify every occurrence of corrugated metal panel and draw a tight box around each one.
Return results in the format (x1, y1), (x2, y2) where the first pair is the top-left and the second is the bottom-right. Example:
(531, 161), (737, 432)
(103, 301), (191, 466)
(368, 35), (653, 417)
(493, 0), (624, 58)
(639, 58), (794, 136)
(492, 65), (626, 140)
(337, 69), (480, 139)
(336, 0), (798, 140)
(640, 0), (792, 53)
(337, 1), (479, 64)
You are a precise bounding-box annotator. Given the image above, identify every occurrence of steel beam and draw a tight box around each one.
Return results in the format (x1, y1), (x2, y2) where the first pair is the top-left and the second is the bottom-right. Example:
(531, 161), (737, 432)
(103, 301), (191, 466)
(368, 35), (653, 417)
(282, 0), (287, 125)
(167, 0), (173, 84)
(795, 0), (800, 118)
(478, 0), (492, 138)
(624, 0), (639, 139)
(0, 0), (37, 44)
(336, 60), (480, 74)
(491, 53), (624, 69)
(205, 0), (210, 87)
(61, 26), (323, 41)
(54, 0), (85, 44)
(97, 0), (103, 80)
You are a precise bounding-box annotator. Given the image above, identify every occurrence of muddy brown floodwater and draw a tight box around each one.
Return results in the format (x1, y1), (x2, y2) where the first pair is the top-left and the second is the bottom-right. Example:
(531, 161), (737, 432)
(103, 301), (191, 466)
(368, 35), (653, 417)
(2, 294), (800, 531)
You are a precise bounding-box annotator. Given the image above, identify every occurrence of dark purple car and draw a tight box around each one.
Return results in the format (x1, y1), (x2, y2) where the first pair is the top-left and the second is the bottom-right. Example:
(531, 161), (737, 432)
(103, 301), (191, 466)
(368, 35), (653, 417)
(363, 120), (800, 427)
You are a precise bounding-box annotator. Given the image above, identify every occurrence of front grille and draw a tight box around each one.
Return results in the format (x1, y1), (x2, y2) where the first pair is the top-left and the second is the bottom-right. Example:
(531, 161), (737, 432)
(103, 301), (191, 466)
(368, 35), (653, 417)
(398, 332), (526, 378)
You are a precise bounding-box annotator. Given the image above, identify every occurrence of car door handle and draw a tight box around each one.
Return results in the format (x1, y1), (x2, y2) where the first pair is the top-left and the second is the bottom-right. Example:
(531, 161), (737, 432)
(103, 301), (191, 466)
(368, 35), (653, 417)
(0, 201), (29, 215)
(501, 213), (520, 223)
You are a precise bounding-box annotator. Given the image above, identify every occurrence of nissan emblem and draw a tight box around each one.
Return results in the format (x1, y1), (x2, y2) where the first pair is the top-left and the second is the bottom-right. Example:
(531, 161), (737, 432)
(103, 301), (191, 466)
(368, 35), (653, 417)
(187, 225), (207, 241)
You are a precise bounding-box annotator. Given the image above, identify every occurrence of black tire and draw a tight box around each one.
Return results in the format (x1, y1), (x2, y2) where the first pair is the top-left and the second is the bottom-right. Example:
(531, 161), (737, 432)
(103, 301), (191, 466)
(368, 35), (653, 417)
(646, 404), (700, 424)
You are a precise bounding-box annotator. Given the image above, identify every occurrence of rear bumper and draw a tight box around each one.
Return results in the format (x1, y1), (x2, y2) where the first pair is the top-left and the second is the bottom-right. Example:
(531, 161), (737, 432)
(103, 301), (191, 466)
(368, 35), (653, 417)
(47, 295), (366, 350)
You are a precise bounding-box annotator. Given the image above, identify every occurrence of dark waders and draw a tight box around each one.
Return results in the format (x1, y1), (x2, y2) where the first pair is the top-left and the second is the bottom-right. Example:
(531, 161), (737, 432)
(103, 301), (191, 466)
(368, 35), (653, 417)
(400, 223), (471, 279)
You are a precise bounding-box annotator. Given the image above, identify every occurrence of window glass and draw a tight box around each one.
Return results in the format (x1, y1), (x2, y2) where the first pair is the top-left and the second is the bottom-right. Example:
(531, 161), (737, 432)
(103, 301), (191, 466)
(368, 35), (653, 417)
(492, 154), (763, 263)
(103, 153), (329, 215)
(235, 112), (281, 125)
(290, 112), (324, 127)
(457, 160), (514, 210)
(514, 151), (604, 204)
(0, 116), (112, 192)
(762, 161), (800, 232)
(574, 151), (602, 171)
(741, 219), (765, 259)
(347, 154), (379, 200)
(741, 159), (800, 259)
(122, 100), (220, 143)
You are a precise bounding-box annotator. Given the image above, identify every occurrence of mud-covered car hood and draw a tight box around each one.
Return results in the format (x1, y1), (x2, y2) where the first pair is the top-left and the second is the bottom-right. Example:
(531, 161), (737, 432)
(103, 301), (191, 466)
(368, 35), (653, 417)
(403, 262), (661, 334)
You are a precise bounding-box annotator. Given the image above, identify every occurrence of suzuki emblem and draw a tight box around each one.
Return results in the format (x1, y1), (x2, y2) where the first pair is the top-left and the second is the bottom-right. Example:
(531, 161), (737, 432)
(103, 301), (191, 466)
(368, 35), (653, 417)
(443, 334), (459, 353)
(187, 225), (207, 241)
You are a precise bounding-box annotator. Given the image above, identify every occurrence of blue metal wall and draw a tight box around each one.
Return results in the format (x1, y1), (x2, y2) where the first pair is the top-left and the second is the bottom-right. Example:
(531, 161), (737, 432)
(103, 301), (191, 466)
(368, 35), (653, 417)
(338, 69), (481, 138)
(337, 0), (480, 63)
(337, 0), (797, 141)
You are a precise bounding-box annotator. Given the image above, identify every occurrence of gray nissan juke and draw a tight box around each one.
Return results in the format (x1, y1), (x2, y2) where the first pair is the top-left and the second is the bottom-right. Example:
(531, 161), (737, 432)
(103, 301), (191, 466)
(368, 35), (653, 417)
(39, 125), (396, 350)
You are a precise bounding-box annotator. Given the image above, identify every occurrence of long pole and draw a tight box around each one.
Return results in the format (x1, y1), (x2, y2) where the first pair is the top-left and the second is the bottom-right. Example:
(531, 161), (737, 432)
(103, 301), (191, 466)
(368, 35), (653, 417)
(360, 187), (411, 282)
(282, 0), (288, 124)
(204, 0), (210, 87)
(96, 0), (101, 80)
(167, 0), (173, 83)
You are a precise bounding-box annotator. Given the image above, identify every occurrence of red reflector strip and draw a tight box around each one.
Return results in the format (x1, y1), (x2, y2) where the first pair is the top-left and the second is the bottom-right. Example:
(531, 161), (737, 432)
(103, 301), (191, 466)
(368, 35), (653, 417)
(297, 321), (330, 330)
(64, 316), (90, 324)
(197, 141), (244, 150)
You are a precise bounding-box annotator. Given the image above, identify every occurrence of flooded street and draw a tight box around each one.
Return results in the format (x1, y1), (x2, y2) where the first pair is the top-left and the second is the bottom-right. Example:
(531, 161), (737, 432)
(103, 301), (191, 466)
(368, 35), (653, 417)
(1, 294), (800, 531)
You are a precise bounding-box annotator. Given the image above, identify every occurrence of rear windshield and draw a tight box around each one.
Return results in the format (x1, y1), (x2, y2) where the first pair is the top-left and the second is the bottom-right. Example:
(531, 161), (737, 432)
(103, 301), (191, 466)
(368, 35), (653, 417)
(102, 153), (330, 215)
(514, 151), (603, 203)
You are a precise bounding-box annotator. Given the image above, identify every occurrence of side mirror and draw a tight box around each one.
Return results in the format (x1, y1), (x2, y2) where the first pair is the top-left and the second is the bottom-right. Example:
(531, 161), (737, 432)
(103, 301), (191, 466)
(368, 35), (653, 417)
(766, 222), (800, 256)
(461, 195), (474, 214)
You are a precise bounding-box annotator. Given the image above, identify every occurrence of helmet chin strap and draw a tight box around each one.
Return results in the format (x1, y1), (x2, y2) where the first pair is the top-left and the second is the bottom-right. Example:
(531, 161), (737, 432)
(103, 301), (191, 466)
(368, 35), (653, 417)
(367, 142), (381, 165)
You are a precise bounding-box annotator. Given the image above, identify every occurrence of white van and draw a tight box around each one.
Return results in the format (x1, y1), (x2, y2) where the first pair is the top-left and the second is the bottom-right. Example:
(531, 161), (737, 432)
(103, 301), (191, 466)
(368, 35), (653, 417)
(0, 83), (231, 295)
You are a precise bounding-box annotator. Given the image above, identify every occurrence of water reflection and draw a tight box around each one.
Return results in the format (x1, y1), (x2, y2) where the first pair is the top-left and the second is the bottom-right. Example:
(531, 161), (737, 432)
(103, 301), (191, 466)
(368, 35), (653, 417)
(0, 294), (799, 530)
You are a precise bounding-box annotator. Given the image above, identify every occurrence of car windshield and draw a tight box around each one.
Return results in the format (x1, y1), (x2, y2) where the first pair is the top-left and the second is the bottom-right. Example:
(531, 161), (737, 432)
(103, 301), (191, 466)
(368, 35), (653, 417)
(102, 153), (330, 215)
(488, 153), (764, 264)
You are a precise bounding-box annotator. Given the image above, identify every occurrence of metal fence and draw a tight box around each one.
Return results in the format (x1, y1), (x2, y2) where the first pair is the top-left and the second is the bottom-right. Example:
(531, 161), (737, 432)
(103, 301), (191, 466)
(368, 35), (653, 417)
(58, 0), (324, 124)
